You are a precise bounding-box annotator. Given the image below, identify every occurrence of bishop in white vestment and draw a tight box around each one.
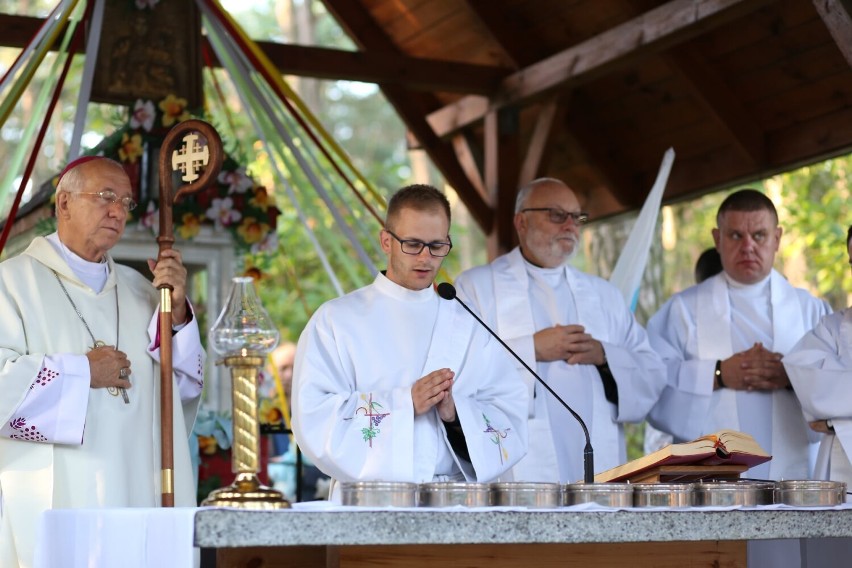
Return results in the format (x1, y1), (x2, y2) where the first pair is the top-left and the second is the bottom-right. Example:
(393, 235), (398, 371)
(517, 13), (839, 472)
(0, 158), (204, 568)
(647, 190), (830, 481)
(292, 185), (528, 490)
(455, 179), (666, 483)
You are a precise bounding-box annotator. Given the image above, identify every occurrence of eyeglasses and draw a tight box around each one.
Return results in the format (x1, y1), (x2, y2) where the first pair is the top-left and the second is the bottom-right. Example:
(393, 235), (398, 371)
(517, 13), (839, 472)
(384, 229), (452, 257)
(67, 190), (137, 212)
(520, 208), (589, 225)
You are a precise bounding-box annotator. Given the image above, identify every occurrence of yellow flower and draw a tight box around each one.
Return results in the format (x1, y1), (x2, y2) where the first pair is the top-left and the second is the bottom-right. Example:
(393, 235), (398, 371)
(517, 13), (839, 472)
(159, 94), (190, 127)
(236, 217), (270, 245)
(177, 212), (202, 239)
(118, 132), (143, 163)
(198, 435), (219, 455)
(248, 186), (272, 211)
(259, 398), (283, 425)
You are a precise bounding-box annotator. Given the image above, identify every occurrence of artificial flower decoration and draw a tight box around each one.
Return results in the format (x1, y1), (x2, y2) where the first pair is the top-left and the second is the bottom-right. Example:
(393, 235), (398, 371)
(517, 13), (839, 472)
(159, 94), (190, 127)
(206, 196), (242, 228)
(236, 217), (270, 245)
(219, 167), (254, 195)
(177, 212), (203, 239)
(118, 132), (143, 163)
(251, 231), (278, 255)
(259, 398), (284, 426)
(248, 186), (273, 211)
(129, 99), (156, 132)
(139, 201), (158, 233)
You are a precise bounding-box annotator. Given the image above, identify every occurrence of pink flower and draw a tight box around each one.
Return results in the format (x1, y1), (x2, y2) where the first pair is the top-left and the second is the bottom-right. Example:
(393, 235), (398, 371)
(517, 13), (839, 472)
(218, 167), (253, 195)
(139, 201), (159, 234)
(130, 99), (155, 131)
(206, 197), (242, 228)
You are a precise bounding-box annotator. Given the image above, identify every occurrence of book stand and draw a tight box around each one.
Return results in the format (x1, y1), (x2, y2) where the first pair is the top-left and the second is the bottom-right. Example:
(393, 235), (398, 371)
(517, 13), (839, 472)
(620, 464), (748, 484)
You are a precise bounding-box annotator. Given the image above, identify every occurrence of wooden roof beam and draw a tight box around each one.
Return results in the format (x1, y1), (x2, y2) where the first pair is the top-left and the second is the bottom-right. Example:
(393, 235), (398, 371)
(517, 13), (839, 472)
(464, 0), (533, 68)
(812, 0), (852, 68)
(666, 49), (766, 166)
(428, 0), (774, 138)
(0, 13), (506, 94)
(519, 97), (563, 185)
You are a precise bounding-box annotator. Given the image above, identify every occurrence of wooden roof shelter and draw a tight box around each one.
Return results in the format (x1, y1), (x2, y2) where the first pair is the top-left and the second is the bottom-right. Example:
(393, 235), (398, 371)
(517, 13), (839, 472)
(2, 0), (852, 253)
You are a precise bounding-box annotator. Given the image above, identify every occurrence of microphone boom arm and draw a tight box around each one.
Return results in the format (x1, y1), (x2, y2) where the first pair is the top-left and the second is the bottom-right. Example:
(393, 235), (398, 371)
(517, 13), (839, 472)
(438, 282), (595, 483)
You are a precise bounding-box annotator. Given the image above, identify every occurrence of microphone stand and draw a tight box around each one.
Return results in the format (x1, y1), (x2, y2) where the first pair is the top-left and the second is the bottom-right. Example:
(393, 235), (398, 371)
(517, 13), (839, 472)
(437, 283), (595, 483)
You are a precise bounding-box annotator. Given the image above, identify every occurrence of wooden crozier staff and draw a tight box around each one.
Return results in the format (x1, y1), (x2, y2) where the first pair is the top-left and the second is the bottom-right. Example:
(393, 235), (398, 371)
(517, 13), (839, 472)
(157, 120), (223, 506)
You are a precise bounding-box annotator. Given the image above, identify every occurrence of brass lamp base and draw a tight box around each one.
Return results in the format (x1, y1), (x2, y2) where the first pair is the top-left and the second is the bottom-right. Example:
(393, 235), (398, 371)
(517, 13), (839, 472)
(202, 472), (291, 509)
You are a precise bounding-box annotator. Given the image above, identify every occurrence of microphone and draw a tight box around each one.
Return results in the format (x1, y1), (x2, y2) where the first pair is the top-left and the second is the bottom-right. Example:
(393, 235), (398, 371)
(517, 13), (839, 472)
(436, 282), (595, 484)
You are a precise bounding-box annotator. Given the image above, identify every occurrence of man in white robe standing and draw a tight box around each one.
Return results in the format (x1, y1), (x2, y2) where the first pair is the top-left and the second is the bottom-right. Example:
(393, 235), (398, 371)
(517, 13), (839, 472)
(0, 157), (205, 568)
(647, 189), (830, 482)
(785, 225), (852, 485)
(454, 178), (666, 483)
(292, 184), (528, 492)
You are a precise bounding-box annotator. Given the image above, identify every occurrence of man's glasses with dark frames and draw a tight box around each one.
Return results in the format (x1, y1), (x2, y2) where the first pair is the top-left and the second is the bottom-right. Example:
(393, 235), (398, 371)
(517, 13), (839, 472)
(384, 229), (452, 257)
(520, 208), (589, 225)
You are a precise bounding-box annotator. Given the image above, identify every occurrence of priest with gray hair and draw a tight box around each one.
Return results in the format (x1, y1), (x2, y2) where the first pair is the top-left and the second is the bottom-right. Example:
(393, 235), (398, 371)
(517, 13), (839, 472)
(454, 177), (665, 483)
(0, 156), (204, 568)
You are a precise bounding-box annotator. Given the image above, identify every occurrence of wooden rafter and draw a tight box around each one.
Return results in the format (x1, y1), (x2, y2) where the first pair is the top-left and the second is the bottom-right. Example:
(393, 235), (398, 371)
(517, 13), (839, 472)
(428, 0), (774, 138)
(0, 13), (506, 95)
(666, 49), (766, 166)
(483, 107), (520, 257)
(812, 0), (852, 68)
(519, 97), (562, 185)
(463, 0), (534, 68)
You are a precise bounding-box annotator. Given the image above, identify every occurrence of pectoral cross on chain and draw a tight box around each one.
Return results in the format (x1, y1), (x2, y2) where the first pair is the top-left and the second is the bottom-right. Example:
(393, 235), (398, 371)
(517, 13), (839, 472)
(91, 340), (130, 404)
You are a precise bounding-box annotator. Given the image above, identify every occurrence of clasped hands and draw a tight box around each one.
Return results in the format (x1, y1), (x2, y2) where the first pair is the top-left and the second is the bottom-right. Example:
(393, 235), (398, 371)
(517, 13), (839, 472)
(534, 324), (606, 366)
(411, 368), (456, 422)
(719, 342), (789, 391)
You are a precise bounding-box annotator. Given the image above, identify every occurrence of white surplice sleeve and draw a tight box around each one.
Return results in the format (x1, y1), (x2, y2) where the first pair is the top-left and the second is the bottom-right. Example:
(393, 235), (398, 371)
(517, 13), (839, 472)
(785, 311), (852, 421)
(645, 293), (717, 441)
(0, 353), (90, 445)
(146, 300), (205, 402)
(593, 281), (667, 423)
(450, 329), (529, 481)
(291, 311), (418, 482)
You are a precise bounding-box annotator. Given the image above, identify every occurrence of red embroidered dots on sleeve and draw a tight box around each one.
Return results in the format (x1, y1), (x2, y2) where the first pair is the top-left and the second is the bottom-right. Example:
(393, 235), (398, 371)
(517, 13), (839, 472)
(31, 367), (59, 390)
(8, 417), (47, 442)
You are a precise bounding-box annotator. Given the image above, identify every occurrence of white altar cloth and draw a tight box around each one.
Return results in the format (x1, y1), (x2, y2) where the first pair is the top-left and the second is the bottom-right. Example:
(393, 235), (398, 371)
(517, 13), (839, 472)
(33, 508), (198, 568)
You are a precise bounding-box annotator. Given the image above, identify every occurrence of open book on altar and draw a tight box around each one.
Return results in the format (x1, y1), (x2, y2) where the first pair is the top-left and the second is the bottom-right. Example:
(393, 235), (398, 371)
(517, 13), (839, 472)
(594, 429), (771, 483)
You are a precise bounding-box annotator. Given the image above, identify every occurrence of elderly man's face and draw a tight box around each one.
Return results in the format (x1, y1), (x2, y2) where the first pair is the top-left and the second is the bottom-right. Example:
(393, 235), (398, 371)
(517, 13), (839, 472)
(514, 181), (583, 268)
(713, 208), (781, 285)
(57, 161), (131, 262)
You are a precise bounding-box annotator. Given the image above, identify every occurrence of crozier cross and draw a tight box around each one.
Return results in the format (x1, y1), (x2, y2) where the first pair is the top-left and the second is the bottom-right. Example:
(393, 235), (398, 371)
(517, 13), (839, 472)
(171, 133), (209, 183)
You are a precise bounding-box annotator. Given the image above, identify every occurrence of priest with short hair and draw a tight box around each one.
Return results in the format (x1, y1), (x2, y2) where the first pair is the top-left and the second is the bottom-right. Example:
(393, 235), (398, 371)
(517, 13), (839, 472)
(647, 189), (831, 481)
(291, 184), (528, 495)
